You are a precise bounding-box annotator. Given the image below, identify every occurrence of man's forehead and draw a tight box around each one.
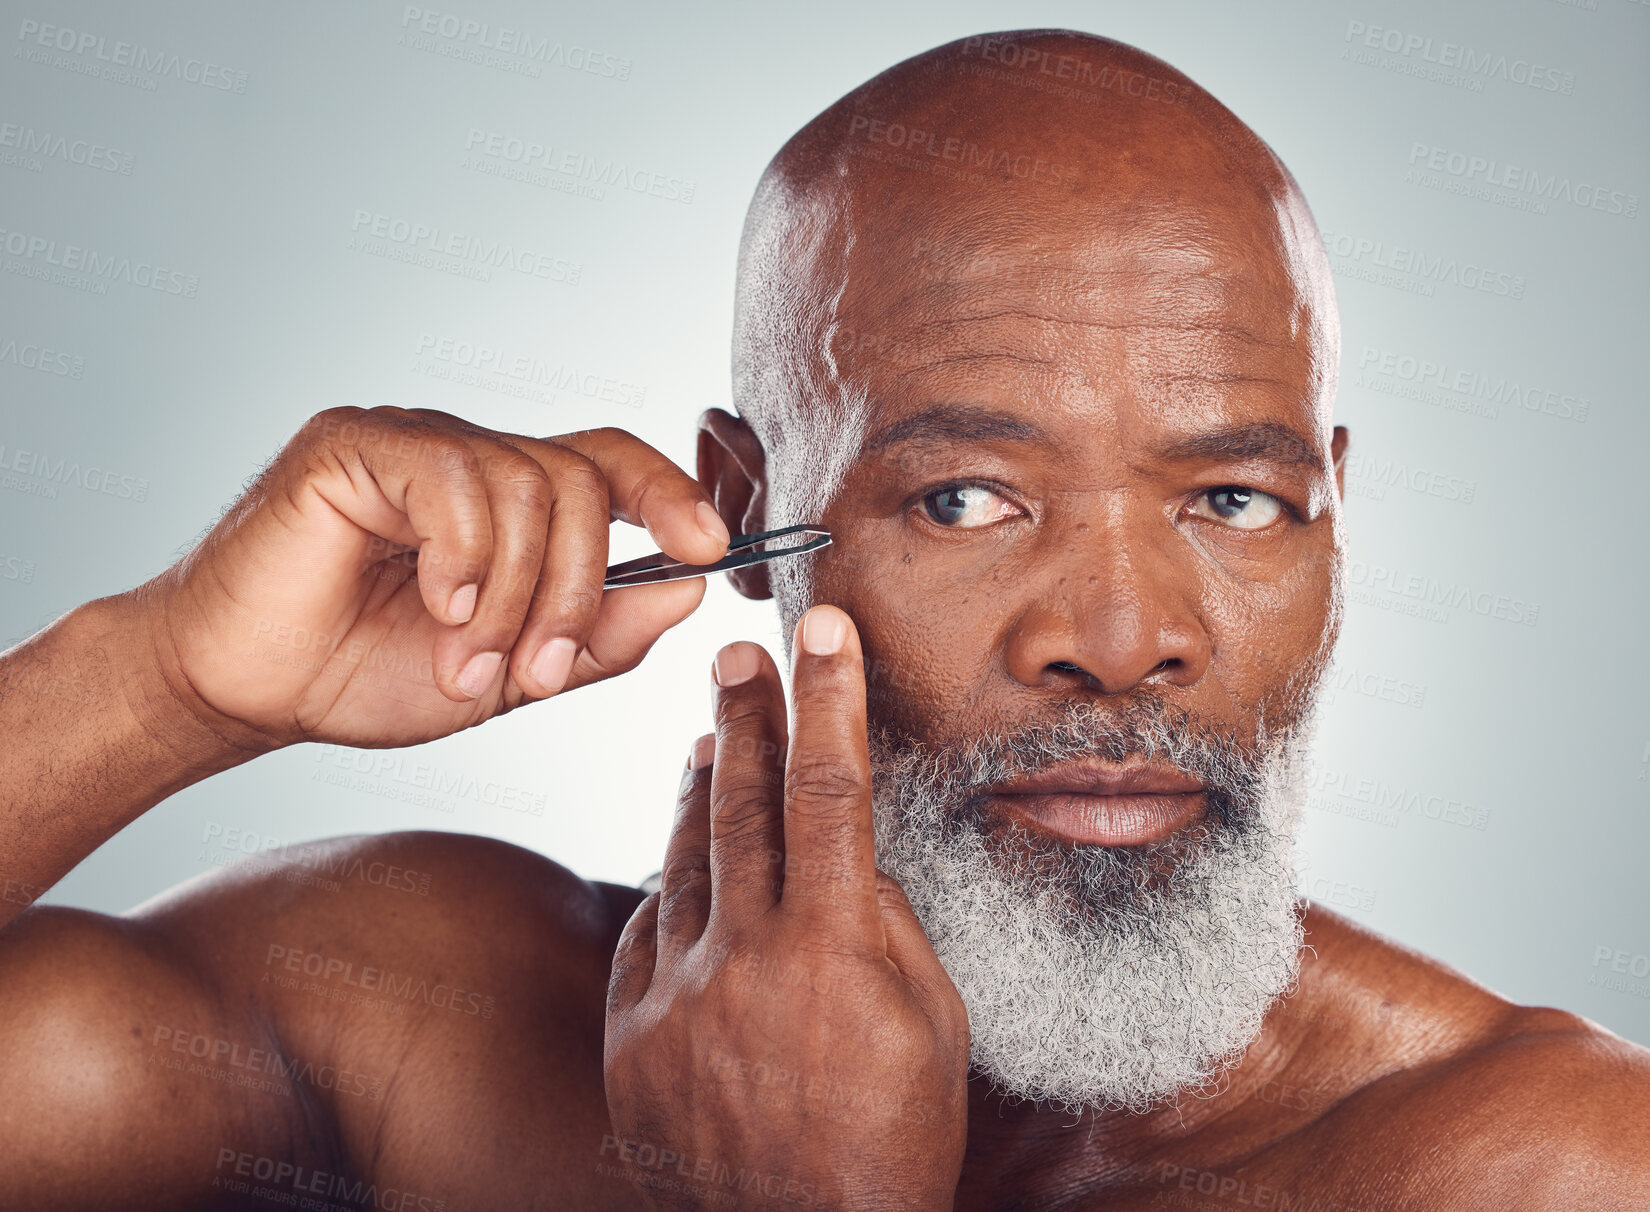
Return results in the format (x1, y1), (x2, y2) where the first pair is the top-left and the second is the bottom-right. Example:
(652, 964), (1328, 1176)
(734, 30), (1341, 495)
(825, 222), (1315, 413)
(812, 159), (1318, 357)
(831, 218), (1330, 479)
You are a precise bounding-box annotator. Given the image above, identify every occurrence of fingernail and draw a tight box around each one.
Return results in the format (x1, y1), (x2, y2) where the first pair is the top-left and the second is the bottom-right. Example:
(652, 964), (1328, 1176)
(801, 607), (847, 656)
(712, 642), (759, 687)
(448, 583), (478, 624)
(527, 637), (577, 695)
(696, 501), (730, 548)
(689, 732), (716, 770)
(456, 650), (504, 698)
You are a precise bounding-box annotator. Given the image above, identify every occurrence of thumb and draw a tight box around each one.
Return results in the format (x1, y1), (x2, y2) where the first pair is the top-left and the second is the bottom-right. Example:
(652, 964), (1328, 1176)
(876, 870), (964, 1016)
(606, 892), (661, 1022)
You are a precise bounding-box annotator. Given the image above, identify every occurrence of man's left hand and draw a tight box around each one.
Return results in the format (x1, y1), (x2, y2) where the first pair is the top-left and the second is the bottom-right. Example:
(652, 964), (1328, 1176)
(603, 604), (969, 1210)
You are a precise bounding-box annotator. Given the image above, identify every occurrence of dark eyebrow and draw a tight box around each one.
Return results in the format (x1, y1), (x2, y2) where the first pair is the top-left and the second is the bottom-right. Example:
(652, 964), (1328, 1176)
(863, 404), (1050, 453)
(1156, 422), (1323, 470)
(862, 408), (1324, 472)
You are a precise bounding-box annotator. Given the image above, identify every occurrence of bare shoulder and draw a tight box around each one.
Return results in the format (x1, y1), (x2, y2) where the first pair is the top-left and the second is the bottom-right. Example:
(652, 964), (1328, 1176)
(142, 827), (647, 961)
(0, 902), (316, 1206)
(1284, 906), (1650, 1207)
(1, 831), (653, 1210)
(138, 829), (646, 1084)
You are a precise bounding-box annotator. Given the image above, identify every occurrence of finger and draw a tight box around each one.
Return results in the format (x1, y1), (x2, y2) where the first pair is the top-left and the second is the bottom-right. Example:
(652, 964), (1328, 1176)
(606, 892), (661, 1018)
(430, 439), (559, 701)
(655, 733), (716, 959)
(707, 640), (791, 921)
(499, 443), (612, 699)
(780, 604), (879, 933)
(549, 427), (729, 567)
(306, 409), (495, 632)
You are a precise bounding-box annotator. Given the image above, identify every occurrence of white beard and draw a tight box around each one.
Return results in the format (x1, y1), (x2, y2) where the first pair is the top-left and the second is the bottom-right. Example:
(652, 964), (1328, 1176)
(867, 690), (1318, 1114)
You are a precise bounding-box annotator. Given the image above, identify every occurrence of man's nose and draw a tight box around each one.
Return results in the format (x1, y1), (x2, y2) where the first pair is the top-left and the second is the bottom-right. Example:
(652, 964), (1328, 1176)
(1001, 521), (1211, 695)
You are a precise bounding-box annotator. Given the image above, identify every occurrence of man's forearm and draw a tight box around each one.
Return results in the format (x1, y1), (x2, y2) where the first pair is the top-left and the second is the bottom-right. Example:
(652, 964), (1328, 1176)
(0, 592), (259, 929)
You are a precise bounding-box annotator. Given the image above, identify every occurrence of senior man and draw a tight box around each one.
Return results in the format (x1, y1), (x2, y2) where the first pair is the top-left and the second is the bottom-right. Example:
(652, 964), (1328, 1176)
(2, 28), (1646, 1211)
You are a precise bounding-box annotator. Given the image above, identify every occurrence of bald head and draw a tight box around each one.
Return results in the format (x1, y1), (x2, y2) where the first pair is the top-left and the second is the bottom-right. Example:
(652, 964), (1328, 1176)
(731, 29), (1339, 548)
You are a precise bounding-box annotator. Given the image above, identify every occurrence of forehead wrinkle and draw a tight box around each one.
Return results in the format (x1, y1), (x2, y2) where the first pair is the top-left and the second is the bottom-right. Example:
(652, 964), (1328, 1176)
(892, 351), (1058, 381)
(864, 310), (1304, 391)
(937, 308), (1294, 347)
(864, 256), (1300, 350)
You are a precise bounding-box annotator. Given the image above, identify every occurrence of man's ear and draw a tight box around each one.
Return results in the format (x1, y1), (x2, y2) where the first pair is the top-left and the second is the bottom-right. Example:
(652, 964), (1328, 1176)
(1330, 425), (1350, 501)
(697, 407), (771, 600)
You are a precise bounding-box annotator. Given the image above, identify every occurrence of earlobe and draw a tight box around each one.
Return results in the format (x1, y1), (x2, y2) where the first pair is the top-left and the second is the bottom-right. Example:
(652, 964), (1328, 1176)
(697, 409), (772, 600)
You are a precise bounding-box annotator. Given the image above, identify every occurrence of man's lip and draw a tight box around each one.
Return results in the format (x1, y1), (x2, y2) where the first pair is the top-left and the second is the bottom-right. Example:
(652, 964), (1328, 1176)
(983, 791), (1207, 847)
(981, 761), (1208, 847)
(983, 760), (1206, 798)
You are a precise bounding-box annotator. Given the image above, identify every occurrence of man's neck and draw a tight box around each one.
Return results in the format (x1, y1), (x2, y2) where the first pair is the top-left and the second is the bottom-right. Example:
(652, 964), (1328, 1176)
(949, 902), (1427, 1207)
(954, 995), (1308, 1205)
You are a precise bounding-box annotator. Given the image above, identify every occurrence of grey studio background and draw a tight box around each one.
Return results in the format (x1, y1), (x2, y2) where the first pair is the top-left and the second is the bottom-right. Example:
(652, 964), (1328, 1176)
(2, 0), (1646, 1049)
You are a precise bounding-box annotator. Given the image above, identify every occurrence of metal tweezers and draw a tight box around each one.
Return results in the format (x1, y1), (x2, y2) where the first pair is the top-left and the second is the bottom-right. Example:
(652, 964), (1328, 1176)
(602, 523), (832, 589)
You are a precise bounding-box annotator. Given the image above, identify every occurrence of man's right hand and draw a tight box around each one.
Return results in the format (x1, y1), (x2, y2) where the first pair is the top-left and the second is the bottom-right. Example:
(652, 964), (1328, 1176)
(143, 406), (731, 751)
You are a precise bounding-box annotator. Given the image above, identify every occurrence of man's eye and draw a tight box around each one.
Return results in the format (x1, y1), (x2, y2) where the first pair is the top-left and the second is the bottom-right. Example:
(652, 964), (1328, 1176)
(920, 484), (1019, 529)
(1188, 485), (1284, 531)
